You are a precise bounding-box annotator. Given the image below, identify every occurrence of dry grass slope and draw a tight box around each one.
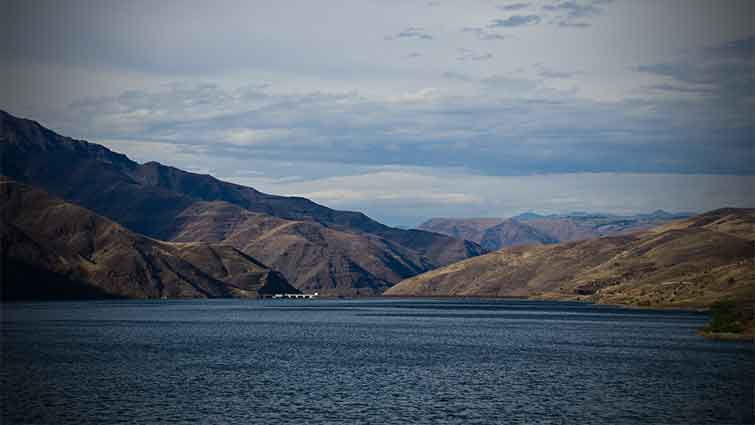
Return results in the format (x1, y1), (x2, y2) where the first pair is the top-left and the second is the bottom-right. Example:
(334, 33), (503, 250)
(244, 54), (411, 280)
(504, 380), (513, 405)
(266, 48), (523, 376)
(388, 209), (754, 334)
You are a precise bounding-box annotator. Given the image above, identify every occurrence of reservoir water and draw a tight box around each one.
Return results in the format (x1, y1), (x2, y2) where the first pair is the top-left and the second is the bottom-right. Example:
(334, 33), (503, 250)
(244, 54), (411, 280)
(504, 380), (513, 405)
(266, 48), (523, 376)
(1, 298), (752, 424)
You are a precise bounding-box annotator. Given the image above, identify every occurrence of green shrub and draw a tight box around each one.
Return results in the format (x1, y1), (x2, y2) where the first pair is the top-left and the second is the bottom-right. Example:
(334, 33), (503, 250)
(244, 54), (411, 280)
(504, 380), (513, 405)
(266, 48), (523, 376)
(704, 300), (745, 333)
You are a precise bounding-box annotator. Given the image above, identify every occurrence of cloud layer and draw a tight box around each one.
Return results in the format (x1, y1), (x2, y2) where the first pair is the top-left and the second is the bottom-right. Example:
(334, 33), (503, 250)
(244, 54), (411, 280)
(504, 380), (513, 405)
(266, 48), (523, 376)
(2, 0), (753, 224)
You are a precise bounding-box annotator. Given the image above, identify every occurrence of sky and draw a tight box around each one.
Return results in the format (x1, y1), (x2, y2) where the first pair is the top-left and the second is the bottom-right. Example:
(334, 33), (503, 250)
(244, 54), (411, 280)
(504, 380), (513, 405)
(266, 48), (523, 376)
(1, 0), (753, 226)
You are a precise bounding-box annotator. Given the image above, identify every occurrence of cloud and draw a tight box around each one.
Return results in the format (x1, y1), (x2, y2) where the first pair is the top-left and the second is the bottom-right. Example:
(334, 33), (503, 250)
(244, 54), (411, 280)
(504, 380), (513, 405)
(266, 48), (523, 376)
(441, 71), (474, 82)
(704, 35), (754, 60)
(488, 15), (542, 28)
(225, 128), (293, 146)
(3, 0), (754, 225)
(456, 48), (494, 61)
(461, 27), (506, 41)
(646, 84), (714, 95)
(388, 87), (441, 103)
(636, 35), (755, 121)
(385, 27), (433, 40)
(498, 3), (530, 11)
(479, 74), (540, 94)
(4, 4), (753, 178)
(533, 63), (582, 79)
(443, 71), (541, 92)
(542, 0), (615, 28)
(557, 21), (590, 28)
(543, 1), (600, 18)
(52, 73), (755, 181)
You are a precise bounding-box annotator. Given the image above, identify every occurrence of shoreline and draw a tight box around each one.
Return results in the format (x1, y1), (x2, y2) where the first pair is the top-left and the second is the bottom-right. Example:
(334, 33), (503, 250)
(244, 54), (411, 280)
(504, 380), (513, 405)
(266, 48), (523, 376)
(6, 295), (751, 342)
(698, 330), (754, 342)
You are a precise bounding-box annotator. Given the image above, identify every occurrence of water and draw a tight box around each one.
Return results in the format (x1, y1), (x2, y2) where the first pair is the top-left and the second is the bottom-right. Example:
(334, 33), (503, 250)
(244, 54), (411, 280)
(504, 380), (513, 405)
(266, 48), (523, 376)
(1, 299), (752, 424)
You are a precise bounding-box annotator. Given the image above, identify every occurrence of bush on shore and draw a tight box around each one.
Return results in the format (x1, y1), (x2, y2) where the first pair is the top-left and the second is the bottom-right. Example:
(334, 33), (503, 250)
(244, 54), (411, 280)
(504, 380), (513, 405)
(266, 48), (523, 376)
(703, 300), (747, 334)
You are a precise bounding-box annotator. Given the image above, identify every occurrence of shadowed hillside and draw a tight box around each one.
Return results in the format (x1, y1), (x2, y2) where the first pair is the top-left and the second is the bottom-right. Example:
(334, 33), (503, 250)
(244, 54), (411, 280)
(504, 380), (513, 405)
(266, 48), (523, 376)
(1, 179), (297, 300)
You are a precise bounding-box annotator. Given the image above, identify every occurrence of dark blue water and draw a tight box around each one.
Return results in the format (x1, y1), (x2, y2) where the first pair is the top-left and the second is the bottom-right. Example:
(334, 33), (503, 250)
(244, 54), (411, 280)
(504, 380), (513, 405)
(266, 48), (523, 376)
(1, 299), (752, 424)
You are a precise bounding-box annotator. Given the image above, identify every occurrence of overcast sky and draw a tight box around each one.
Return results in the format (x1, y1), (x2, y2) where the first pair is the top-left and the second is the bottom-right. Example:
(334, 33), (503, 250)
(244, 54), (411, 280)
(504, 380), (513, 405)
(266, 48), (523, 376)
(2, 0), (753, 226)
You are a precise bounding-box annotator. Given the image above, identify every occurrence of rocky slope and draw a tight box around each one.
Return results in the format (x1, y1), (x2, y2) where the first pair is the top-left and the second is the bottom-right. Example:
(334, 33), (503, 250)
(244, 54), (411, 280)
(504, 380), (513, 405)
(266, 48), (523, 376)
(0, 110), (483, 295)
(1, 179), (298, 300)
(387, 208), (754, 313)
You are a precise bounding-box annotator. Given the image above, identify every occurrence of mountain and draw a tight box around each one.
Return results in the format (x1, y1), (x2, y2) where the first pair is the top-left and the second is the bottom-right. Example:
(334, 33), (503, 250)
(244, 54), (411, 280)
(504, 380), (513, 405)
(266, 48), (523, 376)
(510, 211), (549, 221)
(0, 110), (483, 295)
(1, 179), (298, 300)
(516, 210), (694, 242)
(386, 208), (754, 312)
(478, 219), (559, 250)
(417, 218), (505, 243)
(418, 211), (694, 250)
(168, 201), (432, 294)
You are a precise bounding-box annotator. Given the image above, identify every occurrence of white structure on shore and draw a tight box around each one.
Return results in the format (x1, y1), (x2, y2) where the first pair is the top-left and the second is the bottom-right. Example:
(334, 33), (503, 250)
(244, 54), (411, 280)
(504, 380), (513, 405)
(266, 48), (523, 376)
(270, 292), (319, 299)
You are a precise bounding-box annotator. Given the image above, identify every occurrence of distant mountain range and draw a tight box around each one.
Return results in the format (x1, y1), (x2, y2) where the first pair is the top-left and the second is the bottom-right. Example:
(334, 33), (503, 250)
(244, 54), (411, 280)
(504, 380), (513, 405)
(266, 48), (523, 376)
(0, 110), (483, 298)
(390, 208), (755, 313)
(417, 210), (694, 250)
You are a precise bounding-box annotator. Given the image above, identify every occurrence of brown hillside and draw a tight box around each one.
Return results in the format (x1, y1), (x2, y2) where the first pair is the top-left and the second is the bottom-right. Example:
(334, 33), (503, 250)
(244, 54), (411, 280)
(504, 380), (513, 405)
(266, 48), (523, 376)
(169, 201), (431, 295)
(0, 179), (297, 300)
(387, 209), (754, 312)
